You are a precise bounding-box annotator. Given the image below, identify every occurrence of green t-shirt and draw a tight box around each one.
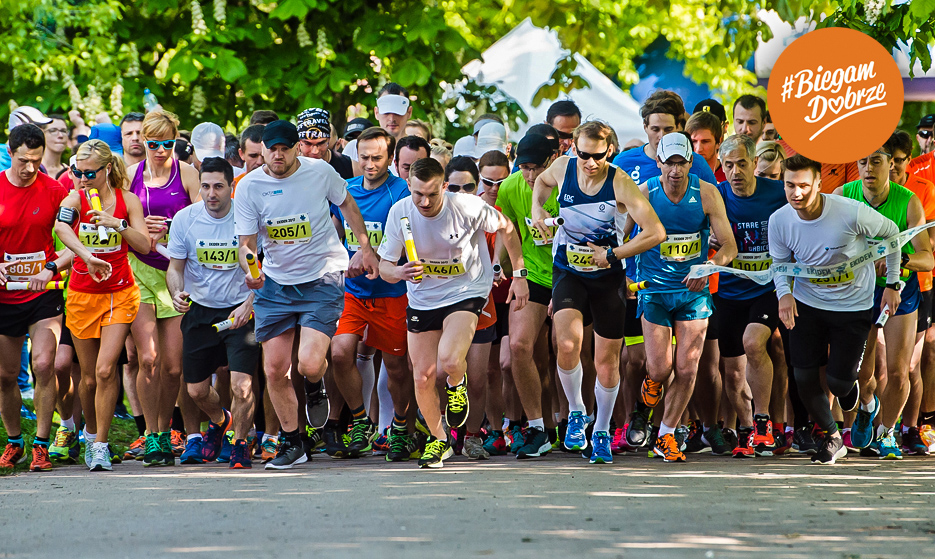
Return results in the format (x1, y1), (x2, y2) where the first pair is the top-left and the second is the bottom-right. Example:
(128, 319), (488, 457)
(842, 179), (915, 287)
(496, 171), (560, 288)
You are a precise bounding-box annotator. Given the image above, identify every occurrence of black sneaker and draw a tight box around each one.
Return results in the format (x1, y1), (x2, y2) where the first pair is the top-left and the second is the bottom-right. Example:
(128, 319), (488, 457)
(516, 427), (551, 459)
(419, 437), (453, 468)
(304, 426), (324, 459)
(792, 425), (819, 454)
(324, 426), (348, 459)
(837, 382), (860, 413)
(346, 417), (377, 458)
(445, 379), (469, 429)
(721, 427), (739, 451)
(811, 431), (846, 464)
(684, 420), (708, 453)
(304, 379), (330, 429)
(387, 428), (419, 462)
(264, 438), (307, 470)
(703, 425), (732, 455)
(557, 418), (568, 450)
(626, 407), (652, 448)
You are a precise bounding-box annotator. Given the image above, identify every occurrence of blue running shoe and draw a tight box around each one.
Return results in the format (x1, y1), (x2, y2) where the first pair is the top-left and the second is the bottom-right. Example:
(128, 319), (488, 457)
(180, 437), (206, 464)
(850, 394), (879, 449)
(589, 431), (613, 464)
(201, 409), (231, 462)
(564, 411), (589, 451)
(877, 430), (903, 460)
(509, 425), (526, 454)
(216, 431), (235, 463)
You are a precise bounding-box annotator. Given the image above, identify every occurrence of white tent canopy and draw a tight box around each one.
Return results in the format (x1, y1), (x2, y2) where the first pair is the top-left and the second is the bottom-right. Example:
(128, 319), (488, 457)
(460, 19), (647, 144)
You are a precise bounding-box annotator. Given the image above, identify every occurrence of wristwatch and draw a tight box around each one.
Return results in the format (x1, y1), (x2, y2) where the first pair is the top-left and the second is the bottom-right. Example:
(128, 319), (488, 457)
(605, 248), (619, 265)
(44, 261), (58, 275)
(115, 219), (129, 232)
(513, 268), (528, 279)
(885, 281), (902, 291)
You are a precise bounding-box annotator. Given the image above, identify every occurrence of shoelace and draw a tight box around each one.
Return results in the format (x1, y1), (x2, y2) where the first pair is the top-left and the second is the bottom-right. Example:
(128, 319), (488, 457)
(448, 385), (468, 412)
(53, 429), (72, 447)
(425, 439), (446, 458)
(659, 434), (680, 456)
(94, 443), (110, 464)
(568, 413), (586, 435)
(644, 379), (662, 399)
(145, 436), (161, 454)
(389, 432), (409, 452)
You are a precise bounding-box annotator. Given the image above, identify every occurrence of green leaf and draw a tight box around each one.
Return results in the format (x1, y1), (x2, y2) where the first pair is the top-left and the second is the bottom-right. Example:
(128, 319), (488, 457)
(910, 0), (935, 22)
(270, 0), (312, 20)
(216, 50), (247, 82)
(393, 58), (430, 87)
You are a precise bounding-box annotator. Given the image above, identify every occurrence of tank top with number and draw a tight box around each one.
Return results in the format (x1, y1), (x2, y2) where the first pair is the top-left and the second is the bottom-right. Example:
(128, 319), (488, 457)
(130, 158), (190, 271)
(553, 159), (622, 278)
(637, 174), (709, 294)
(70, 188), (135, 294)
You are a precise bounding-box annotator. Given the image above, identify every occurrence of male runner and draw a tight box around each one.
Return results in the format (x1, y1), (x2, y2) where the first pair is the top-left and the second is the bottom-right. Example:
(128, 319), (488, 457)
(379, 157), (529, 468)
(732, 95), (766, 142)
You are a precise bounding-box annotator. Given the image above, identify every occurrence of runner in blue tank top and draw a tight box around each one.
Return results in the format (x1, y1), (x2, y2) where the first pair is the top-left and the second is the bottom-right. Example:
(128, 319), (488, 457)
(531, 121), (665, 464)
(634, 133), (736, 463)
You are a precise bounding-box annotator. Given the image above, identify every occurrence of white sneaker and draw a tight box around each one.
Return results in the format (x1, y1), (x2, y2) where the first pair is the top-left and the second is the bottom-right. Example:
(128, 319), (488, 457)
(463, 435), (489, 460)
(89, 442), (112, 471)
(84, 438), (96, 468)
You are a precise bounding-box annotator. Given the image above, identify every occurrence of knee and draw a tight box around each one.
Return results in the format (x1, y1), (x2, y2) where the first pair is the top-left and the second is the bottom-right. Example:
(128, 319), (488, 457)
(825, 375), (856, 397)
(187, 382), (210, 402)
(31, 355), (55, 379)
(0, 374), (17, 392)
(138, 353), (157, 374)
(510, 336), (535, 361)
(95, 365), (117, 384)
(555, 338), (580, 360)
(413, 368), (434, 391)
(438, 355), (462, 377)
(231, 377), (253, 400)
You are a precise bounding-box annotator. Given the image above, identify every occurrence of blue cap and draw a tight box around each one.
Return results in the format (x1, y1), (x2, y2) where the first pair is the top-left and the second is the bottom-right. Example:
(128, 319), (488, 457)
(89, 123), (124, 155)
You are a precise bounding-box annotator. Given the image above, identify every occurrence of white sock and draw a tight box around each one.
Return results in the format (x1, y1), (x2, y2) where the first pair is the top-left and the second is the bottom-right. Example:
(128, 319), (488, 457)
(61, 418), (75, 430)
(83, 429), (96, 442)
(658, 423), (676, 438)
(876, 424), (887, 437)
(860, 397), (877, 413)
(502, 418), (510, 432)
(377, 361), (394, 429)
(593, 379), (619, 433)
(557, 361), (586, 413)
(528, 418), (545, 431)
(356, 354), (376, 416)
(187, 433), (202, 442)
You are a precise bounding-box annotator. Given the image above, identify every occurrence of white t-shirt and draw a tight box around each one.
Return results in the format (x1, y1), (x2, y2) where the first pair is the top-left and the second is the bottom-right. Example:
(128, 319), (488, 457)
(234, 157), (349, 285)
(168, 201), (251, 308)
(379, 192), (501, 310)
(343, 140), (358, 161)
(768, 194), (900, 312)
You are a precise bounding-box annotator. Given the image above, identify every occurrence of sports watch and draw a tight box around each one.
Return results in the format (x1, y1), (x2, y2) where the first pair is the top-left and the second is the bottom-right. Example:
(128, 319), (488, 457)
(513, 268), (528, 279)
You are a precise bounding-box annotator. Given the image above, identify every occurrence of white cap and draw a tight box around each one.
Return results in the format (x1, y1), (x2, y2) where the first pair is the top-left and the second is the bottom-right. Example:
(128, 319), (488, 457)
(657, 133), (693, 163)
(474, 122), (508, 158)
(376, 94), (410, 116)
(190, 122), (226, 162)
(452, 136), (476, 159)
(9, 106), (52, 130)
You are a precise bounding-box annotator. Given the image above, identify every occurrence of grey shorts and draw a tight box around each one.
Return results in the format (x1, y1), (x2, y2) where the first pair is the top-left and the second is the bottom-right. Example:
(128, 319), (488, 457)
(254, 272), (345, 343)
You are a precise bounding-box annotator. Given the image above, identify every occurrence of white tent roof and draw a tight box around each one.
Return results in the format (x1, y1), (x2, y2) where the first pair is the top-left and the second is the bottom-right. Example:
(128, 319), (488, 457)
(461, 19), (646, 144)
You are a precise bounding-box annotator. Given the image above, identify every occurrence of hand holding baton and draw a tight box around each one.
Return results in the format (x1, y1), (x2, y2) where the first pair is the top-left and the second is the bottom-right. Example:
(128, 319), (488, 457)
(245, 253), (261, 279)
(88, 188), (108, 242)
(628, 280), (648, 292)
(213, 312), (254, 332)
(401, 217), (422, 282)
(4, 281), (66, 291)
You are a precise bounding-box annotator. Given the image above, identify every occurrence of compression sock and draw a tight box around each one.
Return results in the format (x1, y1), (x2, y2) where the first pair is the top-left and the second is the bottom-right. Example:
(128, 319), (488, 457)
(378, 362), (394, 430)
(557, 361), (586, 413)
(356, 354), (375, 416)
(593, 379), (619, 433)
(134, 415), (146, 436)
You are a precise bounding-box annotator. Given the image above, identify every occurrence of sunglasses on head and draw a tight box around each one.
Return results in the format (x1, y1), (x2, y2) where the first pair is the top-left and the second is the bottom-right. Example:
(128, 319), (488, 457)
(146, 139), (176, 151)
(71, 165), (106, 180)
(920, 130), (934, 139)
(447, 182), (477, 193)
(577, 149), (608, 161)
(481, 177), (506, 188)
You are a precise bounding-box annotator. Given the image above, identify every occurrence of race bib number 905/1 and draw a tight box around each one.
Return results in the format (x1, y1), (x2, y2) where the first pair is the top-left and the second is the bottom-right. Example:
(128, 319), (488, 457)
(266, 214), (312, 245)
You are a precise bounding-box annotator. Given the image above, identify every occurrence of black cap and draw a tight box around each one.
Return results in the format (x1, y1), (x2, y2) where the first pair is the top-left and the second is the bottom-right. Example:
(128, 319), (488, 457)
(693, 99), (727, 123)
(344, 117), (375, 140)
(262, 120), (299, 149)
(515, 134), (554, 167)
(918, 114), (935, 129)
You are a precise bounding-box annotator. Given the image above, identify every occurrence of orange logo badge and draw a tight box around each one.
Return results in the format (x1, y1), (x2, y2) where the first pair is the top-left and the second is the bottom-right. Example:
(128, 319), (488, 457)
(767, 28), (903, 164)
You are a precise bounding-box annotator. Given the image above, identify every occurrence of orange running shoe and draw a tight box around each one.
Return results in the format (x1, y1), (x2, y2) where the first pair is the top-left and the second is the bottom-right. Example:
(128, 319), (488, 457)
(124, 436), (146, 460)
(260, 437), (279, 462)
(30, 445), (53, 471)
(0, 443), (26, 468)
(640, 377), (664, 408)
(170, 430), (186, 457)
(652, 432), (685, 462)
(752, 414), (776, 456)
(732, 428), (755, 458)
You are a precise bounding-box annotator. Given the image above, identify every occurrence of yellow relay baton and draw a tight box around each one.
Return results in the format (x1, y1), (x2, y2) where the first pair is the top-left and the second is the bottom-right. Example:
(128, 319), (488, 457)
(245, 253), (261, 279)
(87, 188), (108, 242)
(628, 280), (648, 293)
(213, 313), (255, 332)
(4, 281), (66, 291)
(400, 217), (422, 282)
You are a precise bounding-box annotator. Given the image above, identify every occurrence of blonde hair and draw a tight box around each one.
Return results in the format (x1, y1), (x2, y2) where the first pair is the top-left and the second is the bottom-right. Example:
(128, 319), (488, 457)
(142, 109), (180, 140)
(429, 138), (452, 167)
(406, 119), (432, 140)
(75, 139), (129, 191)
(756, 141), (786, 165)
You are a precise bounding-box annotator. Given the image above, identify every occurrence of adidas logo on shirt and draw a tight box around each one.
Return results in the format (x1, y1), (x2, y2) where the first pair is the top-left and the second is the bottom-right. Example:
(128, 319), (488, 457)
(688, 196), (698, 203)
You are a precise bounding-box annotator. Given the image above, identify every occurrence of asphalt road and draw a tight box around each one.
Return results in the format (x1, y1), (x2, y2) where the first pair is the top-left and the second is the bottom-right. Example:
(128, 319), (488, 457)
(3, 451), (934, 558)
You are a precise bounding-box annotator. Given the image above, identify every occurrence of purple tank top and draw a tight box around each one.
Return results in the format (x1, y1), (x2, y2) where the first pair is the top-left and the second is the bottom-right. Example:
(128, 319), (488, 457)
(130, 158), (191, 270)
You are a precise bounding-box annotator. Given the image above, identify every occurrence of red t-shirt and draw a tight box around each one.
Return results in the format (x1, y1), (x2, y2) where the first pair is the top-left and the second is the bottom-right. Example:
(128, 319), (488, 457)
(909, 152), (935, 186)
(476, 231), (498, 331)
(69, 189), (135, 294)
(903, 174), (935, 292)
(0, 171), (68, 304)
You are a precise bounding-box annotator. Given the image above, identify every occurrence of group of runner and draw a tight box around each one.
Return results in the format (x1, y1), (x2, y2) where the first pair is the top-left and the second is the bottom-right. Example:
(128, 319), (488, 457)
(2, 84), (935, 472)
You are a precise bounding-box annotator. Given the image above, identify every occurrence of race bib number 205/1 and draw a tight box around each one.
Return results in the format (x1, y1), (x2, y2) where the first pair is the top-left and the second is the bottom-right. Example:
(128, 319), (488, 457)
(265, 214), (312, 245)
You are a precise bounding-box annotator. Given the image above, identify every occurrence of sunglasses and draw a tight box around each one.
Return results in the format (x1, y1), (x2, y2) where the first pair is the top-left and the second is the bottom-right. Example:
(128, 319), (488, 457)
(577, 149), (608, 161)
(447, 183), (477, 193)
(71, 165), (106, 180)
(146, 139), (177, 151)
(920, 130), (933, 139)
(481, 177), (506, 188)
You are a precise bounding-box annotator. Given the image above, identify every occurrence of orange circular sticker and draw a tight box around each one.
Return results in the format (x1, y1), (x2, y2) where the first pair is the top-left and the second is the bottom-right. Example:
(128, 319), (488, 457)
(767, 28), (903, 164)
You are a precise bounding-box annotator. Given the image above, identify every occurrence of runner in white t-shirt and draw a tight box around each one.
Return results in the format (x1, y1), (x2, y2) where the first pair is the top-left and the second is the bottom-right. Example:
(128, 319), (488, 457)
(378, 158), (529, 468)
(234, 121), (379, 470)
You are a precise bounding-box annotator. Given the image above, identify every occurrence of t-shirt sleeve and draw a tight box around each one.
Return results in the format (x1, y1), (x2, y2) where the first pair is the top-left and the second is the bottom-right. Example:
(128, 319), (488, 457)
(377, 204), (405, 262)
(496, 184), (515, 222)
(467, 196), (502, 234)
(233, 183), (258, 236)
(768, 212), (793, 299)
(166, 210), (188, 260)
(918, 180), (935, 221)
(323, 168), (349, 207)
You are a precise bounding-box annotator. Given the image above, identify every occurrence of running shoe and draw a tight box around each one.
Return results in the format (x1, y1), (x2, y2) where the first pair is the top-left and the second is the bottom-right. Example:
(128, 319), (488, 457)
(158, 431), (176, 466)
(260, 438), (279, 463)
(372, 428), (390, 456)
(564, 411), (591, 451)
(837, 381), (860, 413)
(589, 431), (613, 464)
(646, 424), (660, 458)
(305, 426), (324, 455)
(557, 418), (568, 448)
(450, 426), (465, 456)
(721, 427), (739, 451)
(753, 414), (775, 456)
(674, 425), (689, 452)
(703, 425), (732, 455)
(653, 432), (686, 462)
(229, 440), (252, 469)
(509, 425), (526, 454)
(683, 420), (707, 453)
(386, 428), (420, 462)
(88, 442), (112, 472)
(772, 427), (791, 455)
(811, 430), (846, 464)
(876, 430), (903, 460)
(611, 427), (629, 454)
(516, 427), (551, 459)
(483, 430), (508, 456)
(463, 435), (489, 459)
(920, 424), (935, 453)
(108, 444), (122, 465)
(346, 417), (377, 458)
(50, 427), (79, 462)
(626, 408), (652, 448)
(850, 395), (879, 449)
(324, 426), (348, 458)
(418, 437), (453, 468)
(0, 443), (25, 469)
(201, 409), (231, 462)
(792, 425), (819, 454)
(216, 431), (235, 463)
(445, 379), (469, 429)
(303, 379), (330, 429)
(113, 402), (133, 421)
(170, 430), (185, 457)
(30, 445), (53, 472)
(901, 426), (929, 456)
(124, 435), (145, 461)
(640, 377), (664, 408)
(180, 437), (206, 464)
(265, 438), (307, 470)
(842, 429), (856, 451)
(20, 405), (36, 420)
(732, 427), (755, 458)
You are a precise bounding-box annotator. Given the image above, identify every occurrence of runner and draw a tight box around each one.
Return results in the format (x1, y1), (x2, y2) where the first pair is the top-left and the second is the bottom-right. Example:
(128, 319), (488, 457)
(296, 108), (354, 179)
(234, 120), (380, 470)
(633, 133), (736, 463)
(54, 139), (150, 471)
(686, 111), (724, 183)
(378, 157), (529, 468)
(532, 121), (665, 464)
(732, 95), (766, 142)
(769, 154), (903, 464)
(167, 157), (259, 468)
(0, 124), (70, 472)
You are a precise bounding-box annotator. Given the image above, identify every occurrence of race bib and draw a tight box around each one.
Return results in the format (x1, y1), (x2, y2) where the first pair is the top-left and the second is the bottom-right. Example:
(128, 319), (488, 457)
(196, 239), (239, 270)
(265, 214), (312, 245)
(78, 223), (121, 254)
(344, 220), (384, 252)
(524, 217), (556, 246)
(4, 251), (45, 281)
(421, 257), (466, 278)
(808, 269), (855, 287)
(660, 232), (702, 262)
(566, 244), (597, 273)
(732, 252), (773, 272)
